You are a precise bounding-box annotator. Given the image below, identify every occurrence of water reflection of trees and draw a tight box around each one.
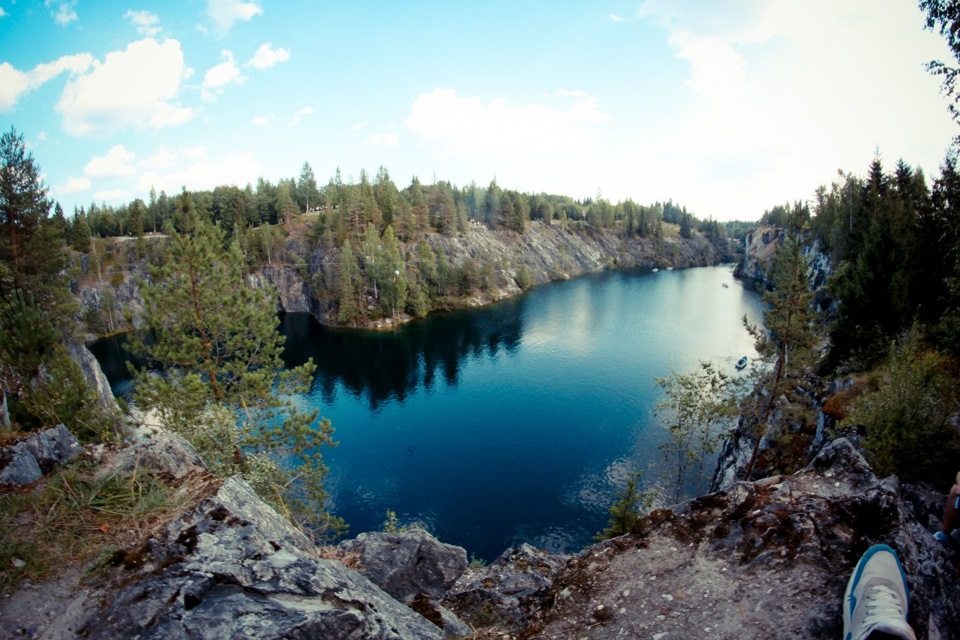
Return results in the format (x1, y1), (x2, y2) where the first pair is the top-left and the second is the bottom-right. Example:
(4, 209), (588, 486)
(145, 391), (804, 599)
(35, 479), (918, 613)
(279, 300), (525, 411)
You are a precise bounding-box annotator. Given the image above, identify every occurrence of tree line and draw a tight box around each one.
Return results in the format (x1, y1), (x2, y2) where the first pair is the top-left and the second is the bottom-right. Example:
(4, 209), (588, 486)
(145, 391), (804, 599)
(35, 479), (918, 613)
(62, 163), (731, 251)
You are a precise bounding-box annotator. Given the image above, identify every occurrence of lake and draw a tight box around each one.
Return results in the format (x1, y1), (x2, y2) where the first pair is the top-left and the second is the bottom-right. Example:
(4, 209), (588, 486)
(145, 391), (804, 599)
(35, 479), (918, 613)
(90, 265), (764, 560)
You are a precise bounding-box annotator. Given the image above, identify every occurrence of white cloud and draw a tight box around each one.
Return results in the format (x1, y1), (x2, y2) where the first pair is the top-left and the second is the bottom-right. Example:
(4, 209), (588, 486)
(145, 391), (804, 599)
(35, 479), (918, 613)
(0, 53), (93, 111)
(631, 0), (957, 219)
(125, 10), (161, 37)
(365, 133), (400, 146)
(288, 106), (314, 126)
(252, 114), (273, 126)
(57, 38), (194, 137)
(46, 0), (77, 26)
(202, 50), (245, 101)
(206, 0), (262, 34)
(609, 14), (624, 23)
(351, 121), (367, 131)
(57, 176), (91, 194)
(247, 42), (290, 69)
(0, 8), (7, 18)
(84, 145), (137, 178)
(405, 88), (611, 157)
(137, 146), (259, 193)
(0, 64), (30, 111)
(93, 189), (130, 202)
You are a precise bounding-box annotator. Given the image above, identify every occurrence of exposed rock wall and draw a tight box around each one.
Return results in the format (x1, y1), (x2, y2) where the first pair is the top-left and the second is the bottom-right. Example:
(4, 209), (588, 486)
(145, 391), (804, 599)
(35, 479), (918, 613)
(734, 226), (833, 312)
(76, 223), (733, 336)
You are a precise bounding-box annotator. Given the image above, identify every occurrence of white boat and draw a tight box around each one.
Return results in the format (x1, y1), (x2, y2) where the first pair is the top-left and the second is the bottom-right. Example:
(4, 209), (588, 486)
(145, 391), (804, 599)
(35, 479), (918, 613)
(735, 356), (748, 370)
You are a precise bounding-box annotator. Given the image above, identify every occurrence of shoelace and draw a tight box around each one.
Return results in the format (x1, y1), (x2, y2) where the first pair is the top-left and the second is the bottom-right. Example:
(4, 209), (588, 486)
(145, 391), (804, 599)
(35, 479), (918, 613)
(856, 583), (908, 640)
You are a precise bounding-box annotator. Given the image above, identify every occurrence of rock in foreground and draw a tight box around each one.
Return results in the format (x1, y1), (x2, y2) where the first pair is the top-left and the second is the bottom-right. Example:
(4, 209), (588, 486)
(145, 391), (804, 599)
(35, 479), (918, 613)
(520, 438), (960, 639)
(82, 476), (447, 640)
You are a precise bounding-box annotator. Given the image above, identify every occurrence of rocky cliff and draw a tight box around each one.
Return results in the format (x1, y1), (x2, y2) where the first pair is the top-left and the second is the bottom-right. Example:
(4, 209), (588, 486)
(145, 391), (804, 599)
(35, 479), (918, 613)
(734, 225), (834, 313)
(2, 427), (957, 639)
(75, 222), (733, 337)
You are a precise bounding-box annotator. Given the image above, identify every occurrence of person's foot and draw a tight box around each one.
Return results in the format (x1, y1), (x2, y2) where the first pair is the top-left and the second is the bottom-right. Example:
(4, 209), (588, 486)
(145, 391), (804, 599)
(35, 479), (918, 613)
(843, 544), (916, 640)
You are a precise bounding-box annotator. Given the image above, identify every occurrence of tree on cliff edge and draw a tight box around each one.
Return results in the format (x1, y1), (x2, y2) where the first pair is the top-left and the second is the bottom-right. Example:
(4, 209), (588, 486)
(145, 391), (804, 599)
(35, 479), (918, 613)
(127, 218), (343, 538)
(741, 232), (819, 480)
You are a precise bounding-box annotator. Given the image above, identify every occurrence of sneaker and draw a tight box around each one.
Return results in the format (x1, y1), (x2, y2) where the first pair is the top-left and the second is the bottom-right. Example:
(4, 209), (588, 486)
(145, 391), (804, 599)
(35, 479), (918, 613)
(934, 530), (949, 543)
(843, 544), (916, 640)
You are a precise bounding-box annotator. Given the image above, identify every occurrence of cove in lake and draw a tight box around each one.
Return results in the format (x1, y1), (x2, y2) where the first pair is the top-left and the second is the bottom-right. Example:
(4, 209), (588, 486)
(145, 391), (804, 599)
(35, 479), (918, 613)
(90, 265), (763, 560)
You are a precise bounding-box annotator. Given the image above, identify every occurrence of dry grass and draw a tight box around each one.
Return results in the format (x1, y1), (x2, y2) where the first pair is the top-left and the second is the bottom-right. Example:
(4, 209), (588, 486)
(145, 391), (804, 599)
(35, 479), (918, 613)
(0, 455), (219, 595)
(317, 545), (363, 570)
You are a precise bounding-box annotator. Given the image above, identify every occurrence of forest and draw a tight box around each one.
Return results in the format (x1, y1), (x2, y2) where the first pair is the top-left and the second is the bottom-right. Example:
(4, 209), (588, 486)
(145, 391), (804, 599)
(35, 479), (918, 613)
(58, 163), (735, 328)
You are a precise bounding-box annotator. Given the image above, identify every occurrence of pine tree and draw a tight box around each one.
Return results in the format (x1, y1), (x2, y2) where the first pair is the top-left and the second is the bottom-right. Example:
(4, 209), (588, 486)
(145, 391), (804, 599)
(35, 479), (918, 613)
(742, 232), (819, 479)
(127, 219), (342, 537)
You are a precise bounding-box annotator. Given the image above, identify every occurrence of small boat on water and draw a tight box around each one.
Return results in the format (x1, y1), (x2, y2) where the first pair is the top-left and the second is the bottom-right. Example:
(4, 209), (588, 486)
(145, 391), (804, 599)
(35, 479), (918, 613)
(652, 268), (659, 272)
(722, 283), (729, 288)
(735, 356), (748, 370)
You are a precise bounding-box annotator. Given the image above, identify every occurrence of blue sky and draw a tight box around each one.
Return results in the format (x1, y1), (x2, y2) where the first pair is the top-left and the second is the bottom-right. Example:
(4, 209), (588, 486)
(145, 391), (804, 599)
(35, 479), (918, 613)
(0, 0), (956, 221)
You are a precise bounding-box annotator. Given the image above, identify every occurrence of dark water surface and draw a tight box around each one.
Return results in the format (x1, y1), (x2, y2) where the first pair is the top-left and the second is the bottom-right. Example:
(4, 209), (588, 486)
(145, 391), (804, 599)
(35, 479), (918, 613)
(91, 265), (763, 560)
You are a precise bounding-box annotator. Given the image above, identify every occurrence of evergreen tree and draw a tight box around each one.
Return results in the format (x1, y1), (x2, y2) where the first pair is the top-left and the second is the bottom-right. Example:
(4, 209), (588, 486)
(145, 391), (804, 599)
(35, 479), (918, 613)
(595, 473), (654, 540)
(337, 240), (361, 325)
(127, 220), (341, 537)
(379, 226), (407, 317)
(0, 290), (105, 439)
(0, 127), (69, 316)
(742, 232), (820, 479)
(297, 161), (320, 213)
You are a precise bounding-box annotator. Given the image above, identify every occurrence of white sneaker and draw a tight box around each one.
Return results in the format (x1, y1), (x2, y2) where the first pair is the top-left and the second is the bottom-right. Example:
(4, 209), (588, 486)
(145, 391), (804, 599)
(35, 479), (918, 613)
(843, 544), (916, 640)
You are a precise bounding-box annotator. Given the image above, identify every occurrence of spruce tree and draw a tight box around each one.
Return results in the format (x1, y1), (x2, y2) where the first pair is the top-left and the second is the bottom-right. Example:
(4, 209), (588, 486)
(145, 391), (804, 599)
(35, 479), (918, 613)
(0, 129), (105, 438)
(127, 219), (342, 537)
(0, 127), (70, 317)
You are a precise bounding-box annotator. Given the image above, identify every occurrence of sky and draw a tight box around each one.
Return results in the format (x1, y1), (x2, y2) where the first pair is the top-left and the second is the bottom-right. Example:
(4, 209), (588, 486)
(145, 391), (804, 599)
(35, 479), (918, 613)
(0, 0), (957, 222)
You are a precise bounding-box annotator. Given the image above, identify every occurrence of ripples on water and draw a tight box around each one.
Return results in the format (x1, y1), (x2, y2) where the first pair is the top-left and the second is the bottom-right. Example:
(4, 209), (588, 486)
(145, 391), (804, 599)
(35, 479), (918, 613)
(91, 266), (763, 560)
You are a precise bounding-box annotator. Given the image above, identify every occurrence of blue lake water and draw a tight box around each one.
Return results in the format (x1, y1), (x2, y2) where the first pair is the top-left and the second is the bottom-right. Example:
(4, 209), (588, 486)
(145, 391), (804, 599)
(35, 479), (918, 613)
(91, 265), (763, 560)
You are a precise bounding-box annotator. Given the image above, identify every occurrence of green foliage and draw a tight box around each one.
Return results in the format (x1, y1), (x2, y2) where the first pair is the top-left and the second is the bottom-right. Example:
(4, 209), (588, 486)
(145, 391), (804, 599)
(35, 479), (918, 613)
(468, 553), (487, 569)
(656, 361), (741, 501)
(845, 327), (960, 484)
(514, 264), (533, 291)
(381, 508), (404, 534)
(595, 473), (655, 540)
(740, 233), (820, 479)
(127, 219), (343, 539)
(922, 0), (960, 140)
(0, 127), (72, 321)
(337, 239), (361, 325)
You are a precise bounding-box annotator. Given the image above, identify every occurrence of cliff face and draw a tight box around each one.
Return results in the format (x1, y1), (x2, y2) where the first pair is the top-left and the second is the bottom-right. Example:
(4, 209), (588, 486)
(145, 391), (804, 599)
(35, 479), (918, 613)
(75, 223), (733, 336)
(734, 225), (833, 312)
